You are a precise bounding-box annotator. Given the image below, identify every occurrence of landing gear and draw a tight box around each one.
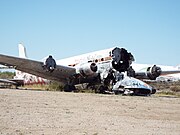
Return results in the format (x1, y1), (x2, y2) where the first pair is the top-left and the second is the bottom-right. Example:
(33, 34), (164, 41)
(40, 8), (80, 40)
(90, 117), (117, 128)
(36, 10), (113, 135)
(64, 84), (76, 92)
(95, 85), (109, 94)
(151, 88), (156, 94)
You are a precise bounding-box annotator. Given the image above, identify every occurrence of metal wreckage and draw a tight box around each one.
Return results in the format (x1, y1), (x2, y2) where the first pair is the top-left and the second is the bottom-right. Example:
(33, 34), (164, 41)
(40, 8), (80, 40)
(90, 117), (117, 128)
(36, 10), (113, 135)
(44, 47), (158, 96)
(0, 47), (166, 96)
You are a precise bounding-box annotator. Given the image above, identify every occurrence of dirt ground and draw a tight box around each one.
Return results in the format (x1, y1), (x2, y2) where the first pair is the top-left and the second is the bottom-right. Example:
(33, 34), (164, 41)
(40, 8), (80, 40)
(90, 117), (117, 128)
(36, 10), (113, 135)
(0, 89), (180, 135)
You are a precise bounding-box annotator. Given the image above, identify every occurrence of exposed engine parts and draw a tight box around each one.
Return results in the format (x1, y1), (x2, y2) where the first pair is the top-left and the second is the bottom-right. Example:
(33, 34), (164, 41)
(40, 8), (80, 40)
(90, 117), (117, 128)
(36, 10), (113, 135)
(76, 62), (98, 76)
(96, 47), (137, 94)
(146, 65), (162, 80)
(58, 47), (158, 95)
(43, 55), (57, 72)
(96, 47), (156, 96)
(135, 65), (162, 80)
(111, 47), (134, 72)
(127, 66), (135, 77)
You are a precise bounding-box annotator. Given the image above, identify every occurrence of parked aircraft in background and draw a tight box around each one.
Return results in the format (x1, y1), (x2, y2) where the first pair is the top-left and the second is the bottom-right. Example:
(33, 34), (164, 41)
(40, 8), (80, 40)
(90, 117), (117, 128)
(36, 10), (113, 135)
(0, 44), (48, 86)
(0, 44), (180, 96)
(13, 44), (49, 85)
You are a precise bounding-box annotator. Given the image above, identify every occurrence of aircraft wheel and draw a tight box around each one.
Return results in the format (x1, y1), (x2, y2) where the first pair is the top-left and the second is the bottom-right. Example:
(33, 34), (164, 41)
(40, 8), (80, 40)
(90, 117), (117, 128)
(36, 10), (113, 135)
(151, 88), (156, 94)
(98, 85), (108, 94)
(114, 90), (119, 95)
(64, 84), (76, 92)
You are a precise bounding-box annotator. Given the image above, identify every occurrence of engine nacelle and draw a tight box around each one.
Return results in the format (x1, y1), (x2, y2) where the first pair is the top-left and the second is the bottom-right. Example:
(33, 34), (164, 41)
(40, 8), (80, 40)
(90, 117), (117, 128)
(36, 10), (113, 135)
(146, 65), (162, 80)
(76, 63), (98, 76)
(43, 55), (56, 72)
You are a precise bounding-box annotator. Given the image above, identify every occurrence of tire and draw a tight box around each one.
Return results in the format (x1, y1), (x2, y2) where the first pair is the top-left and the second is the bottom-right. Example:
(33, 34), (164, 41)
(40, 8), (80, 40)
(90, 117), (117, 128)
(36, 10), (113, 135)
(64, 84), (76, 92)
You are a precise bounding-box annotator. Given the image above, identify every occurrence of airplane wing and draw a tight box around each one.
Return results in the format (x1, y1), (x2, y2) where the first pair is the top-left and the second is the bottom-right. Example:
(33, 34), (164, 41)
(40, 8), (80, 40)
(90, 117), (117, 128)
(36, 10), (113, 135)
(160, 70), (180, 75)
(0, 79), (17, 84)
(0, 54), (76, 83)
(135, 65), (180, 80)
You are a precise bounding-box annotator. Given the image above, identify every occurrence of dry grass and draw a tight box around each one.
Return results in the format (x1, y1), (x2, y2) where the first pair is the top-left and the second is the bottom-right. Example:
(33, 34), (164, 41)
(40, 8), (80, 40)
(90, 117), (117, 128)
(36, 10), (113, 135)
(20, 81), (63, 91)
(170, 85), (180, 92)
(19, 80), (180, 97)
(148, 81), (180, 97)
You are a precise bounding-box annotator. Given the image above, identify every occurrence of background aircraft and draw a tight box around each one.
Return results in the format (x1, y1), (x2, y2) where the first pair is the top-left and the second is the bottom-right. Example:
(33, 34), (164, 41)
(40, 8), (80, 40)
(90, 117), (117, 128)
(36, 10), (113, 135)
(0, 44), (180, 95)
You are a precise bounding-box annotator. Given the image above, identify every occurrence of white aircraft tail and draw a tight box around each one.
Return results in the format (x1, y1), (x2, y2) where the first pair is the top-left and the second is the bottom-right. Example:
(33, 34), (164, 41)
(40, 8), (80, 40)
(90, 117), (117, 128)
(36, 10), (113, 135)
(18, 43), (27, 58)
(14, 43), (28, 80)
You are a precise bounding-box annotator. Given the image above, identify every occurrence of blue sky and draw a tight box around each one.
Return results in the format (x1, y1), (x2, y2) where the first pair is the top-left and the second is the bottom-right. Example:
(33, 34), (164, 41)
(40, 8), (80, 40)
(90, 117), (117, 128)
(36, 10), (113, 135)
(0, 0), (180, 65)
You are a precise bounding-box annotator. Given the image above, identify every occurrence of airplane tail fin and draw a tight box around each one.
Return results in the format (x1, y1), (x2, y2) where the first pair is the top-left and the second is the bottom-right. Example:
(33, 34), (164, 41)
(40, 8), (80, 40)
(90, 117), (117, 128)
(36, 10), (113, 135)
(14, 43), (27, 80)
(18, 43), (27, 58)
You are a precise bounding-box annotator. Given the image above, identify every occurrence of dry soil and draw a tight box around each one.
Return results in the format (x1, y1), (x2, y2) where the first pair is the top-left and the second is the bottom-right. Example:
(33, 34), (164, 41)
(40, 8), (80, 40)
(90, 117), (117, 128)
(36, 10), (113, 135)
(0, 89), (180, 135)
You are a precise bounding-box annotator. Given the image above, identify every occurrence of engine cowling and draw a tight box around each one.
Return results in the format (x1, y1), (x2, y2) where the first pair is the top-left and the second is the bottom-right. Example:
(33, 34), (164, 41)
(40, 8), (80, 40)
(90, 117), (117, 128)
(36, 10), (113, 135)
(146, 65), (162, 80)
(76, 63), (98, 76)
